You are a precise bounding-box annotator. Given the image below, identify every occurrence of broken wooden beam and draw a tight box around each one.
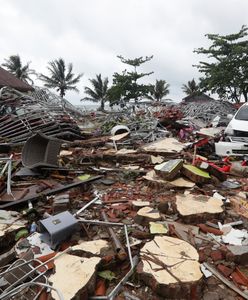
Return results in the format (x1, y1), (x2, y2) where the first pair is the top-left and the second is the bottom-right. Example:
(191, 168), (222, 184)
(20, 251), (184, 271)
(0, 176), (102, 209)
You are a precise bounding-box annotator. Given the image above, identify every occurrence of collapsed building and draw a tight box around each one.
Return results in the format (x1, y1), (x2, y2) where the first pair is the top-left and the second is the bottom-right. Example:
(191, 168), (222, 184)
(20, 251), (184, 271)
(0, 66), (83, 145)
(2, 67), (248, 299)
(180, 94), (236, 125)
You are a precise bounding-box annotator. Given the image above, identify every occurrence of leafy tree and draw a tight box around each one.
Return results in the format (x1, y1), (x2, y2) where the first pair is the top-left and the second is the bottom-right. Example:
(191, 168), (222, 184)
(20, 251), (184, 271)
(194, 25), (248, 102)
(39, 58), (82, 98)
(108, 55), (154, 105)
(83, 74), (109, 111)
(2, 54), (35, 84)
(182, 79), (201, 96)
(147, 80), (170, 101)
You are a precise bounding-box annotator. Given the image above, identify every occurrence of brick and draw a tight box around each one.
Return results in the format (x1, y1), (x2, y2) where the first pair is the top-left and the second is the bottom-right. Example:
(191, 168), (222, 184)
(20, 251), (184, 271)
(231, 271), (248, 286)
(217, 264), (233, 277)
(198, 223), (223, 235)
(219, 245), (228, 259)
(198, 249), (206, 263)
(210, 250), (223, 261)
(204, 247), (212, 257)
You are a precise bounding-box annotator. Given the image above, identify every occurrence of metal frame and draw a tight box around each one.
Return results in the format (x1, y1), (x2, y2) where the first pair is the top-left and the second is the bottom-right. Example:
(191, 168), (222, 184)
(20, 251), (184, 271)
(78, 218), (138, 300)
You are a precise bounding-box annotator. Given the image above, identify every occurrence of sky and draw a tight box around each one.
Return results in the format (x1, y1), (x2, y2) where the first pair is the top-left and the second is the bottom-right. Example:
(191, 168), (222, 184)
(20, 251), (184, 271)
(1, 0), (248, 105)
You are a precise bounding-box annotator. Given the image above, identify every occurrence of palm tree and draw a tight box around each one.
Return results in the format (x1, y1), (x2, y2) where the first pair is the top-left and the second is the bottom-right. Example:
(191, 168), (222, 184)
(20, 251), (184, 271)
(182, 79), (201, 96)
(2, 55), (35, 84)
(148, 80), (170, 101)
(83, 74), (109, 111)
(39, 58), (83, 98)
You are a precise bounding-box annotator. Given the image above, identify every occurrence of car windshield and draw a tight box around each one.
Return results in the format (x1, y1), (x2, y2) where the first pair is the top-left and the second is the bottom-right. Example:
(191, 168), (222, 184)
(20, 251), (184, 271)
(235, 105), (248, 121)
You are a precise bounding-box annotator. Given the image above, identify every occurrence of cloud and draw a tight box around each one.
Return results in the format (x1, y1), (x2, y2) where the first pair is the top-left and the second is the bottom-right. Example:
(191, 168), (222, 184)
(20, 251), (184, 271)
(1, 0), (248, 104)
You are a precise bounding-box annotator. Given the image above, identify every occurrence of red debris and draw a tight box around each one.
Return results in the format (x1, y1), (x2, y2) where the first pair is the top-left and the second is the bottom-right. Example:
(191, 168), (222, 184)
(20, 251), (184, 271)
(217, 264), (233, 278)
(211, 250), (223, 262)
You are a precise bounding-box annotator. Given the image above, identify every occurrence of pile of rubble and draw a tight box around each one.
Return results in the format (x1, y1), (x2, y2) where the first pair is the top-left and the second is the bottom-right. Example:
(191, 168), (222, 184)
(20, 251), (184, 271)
(2, 92), (248, 300)
(180, 99), (236, 124)
(0, 87), (83, 145)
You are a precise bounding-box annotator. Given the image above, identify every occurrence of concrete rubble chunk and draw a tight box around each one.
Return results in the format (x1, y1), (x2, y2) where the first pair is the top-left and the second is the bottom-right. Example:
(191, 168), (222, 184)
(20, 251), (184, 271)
(154, 159), (183, 180)
(149, 222), (168, 234)
(0, 210), (26, 251)
(182, 164), (211, 184)
(142, 138), (186, 153)
(132, 200), (151, 210)
(71, 239), (109, 255)
(138, 236), (203, 299)
(150, 155), (164, 164)
(144, 170), (195, 188)
(134, 206), (161, 225)
(49, 253), (101, 300)
(176, 194), (223, 223)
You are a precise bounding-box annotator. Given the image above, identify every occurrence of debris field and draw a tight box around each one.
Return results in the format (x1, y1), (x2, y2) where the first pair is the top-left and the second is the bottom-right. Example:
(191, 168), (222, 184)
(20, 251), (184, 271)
(0, 88), (248, 300)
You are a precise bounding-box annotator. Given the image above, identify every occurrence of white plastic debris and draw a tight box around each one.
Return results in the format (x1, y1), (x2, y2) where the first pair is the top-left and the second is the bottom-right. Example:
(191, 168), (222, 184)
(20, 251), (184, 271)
(222, 228), (248, 246)
(200, 264), (213, 278)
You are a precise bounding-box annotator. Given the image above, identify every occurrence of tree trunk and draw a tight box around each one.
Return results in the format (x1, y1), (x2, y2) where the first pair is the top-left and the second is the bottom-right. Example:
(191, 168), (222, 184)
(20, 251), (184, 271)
(60, 89), (65, 98)
(243, 91), (248, 102)
(100, 99), (104, 111)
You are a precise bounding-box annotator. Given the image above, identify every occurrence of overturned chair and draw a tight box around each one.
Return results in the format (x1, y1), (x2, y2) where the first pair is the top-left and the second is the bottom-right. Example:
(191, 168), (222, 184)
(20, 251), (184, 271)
(22, 132), (62, 169)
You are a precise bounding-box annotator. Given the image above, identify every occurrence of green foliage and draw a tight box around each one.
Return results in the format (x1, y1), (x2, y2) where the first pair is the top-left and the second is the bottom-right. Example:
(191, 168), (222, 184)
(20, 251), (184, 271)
(98, 270), (116, 281)
(39, 58), (83, 98)
(194, 25), (248, 102)
(15, 228), (29, 241)
(117, 55), (153, 69)
(148, 79), (170, 101)
(181, 78), (201, 96)
(83, 74), (109, 111)
(108, 55), (154, 105)
(2, 55), (35, 84)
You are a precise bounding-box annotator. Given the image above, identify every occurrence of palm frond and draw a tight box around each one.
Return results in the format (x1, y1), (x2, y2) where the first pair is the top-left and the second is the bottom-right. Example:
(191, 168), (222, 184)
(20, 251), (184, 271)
(39, 58), (82, 97)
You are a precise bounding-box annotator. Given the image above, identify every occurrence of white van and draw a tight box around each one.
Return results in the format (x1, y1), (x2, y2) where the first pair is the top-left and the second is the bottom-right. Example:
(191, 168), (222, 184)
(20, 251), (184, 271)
(225, 102), (248, 142)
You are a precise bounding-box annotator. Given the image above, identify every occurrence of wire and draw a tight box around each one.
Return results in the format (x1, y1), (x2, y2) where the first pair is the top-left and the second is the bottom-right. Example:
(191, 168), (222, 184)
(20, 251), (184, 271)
(0, 282), (64, 300)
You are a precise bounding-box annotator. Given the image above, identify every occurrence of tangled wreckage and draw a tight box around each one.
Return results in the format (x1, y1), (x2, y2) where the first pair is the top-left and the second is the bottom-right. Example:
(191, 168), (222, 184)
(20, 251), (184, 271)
(2, 81), (248, 299)
(0, 87), (82, 145)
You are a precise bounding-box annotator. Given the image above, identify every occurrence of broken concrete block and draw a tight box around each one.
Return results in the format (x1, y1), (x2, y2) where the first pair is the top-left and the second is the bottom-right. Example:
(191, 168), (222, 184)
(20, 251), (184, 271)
(150, 155), (164, 164)
(132, 200), (151, 211)
(182, 164), (211, 184)
(142, 138), (186, 153)
(49, 253), (101, 300)
(149, 222), (168, 234)
(154, 159), (183, 180)
(176, 194), (223, 223)
(134, 207), (161, 225)
(137, 236), (203, 299)
(144, 170), (195, 188)
(71, 239), (109, 256)
(0, 210), (26, 251)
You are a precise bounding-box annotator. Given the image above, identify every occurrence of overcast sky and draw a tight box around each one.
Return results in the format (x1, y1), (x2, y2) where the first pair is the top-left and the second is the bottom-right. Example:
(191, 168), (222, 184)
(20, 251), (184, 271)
(1, 0), (248, 105)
